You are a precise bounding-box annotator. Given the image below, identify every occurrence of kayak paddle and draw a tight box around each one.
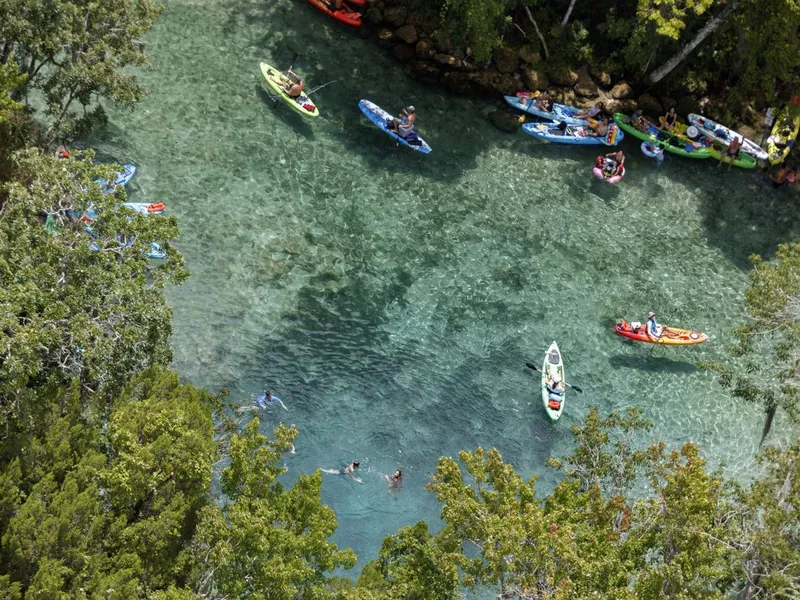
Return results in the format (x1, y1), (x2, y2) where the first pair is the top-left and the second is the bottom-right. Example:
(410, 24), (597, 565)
(525, 362), (583, 393)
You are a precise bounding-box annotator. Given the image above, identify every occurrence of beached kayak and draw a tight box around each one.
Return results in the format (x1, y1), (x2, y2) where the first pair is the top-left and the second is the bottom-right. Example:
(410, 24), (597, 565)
(259, 62), (319, 118)
(504, 93), (588, 125)
(615, 319), (709, 346)
(613, 113), (712, 159)
(541, 341), (565, 421)
(95, 164), (136, 193)
(687, 114), (767, 161)
(358, 100), (432, 154)
(306, 0), (361, 27)
(122, 202), (166, 215)
(522, 121), (623, 146)
(766, 110), (799, 165)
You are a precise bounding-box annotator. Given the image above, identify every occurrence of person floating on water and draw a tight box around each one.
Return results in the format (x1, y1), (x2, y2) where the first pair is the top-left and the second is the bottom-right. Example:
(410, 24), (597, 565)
(646, 311), (663, 339)
(388, 106), (416, 138)
(283, 69), (304, 98)
(717, 136), (743, 171)
(257, 390), (288, 411)
(322, 460), (362, 483)
(385, 469), (403, 492)
(546, 373), (565, 409)
(604, 150), (625, 176)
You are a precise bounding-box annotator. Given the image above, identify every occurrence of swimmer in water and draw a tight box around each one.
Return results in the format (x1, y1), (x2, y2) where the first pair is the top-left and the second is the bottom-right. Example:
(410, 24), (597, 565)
(384, 469), (403, 492)
(321, 460), (362, 483)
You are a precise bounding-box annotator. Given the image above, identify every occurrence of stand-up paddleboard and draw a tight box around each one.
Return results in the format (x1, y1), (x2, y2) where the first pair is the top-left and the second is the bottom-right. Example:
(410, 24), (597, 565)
(358, 100), (432, 154)
(541, 341), (565, 421)
(259, 62), (319, 118)
(687, 113), (767, 161)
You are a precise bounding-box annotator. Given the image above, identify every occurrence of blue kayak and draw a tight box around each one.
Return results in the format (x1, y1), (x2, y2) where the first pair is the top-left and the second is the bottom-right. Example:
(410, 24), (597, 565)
(358, 100), (432, 154)
(522, 121), (624, 146)
(504, 95), (587, 125)
(96, 164), (136, 193)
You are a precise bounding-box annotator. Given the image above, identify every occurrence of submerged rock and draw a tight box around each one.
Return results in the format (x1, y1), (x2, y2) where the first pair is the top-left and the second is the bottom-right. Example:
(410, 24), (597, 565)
(489, 109), (524, 133)
(392, 43), (415, 62)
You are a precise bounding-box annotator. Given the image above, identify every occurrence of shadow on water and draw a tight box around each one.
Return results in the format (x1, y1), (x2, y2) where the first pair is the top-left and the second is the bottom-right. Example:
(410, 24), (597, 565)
(254, 84), (315, 140)
(609, 352), (698, 375)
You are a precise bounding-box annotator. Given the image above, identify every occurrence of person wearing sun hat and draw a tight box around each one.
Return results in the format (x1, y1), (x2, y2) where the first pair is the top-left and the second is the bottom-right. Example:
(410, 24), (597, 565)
(646, 311), (663, 339)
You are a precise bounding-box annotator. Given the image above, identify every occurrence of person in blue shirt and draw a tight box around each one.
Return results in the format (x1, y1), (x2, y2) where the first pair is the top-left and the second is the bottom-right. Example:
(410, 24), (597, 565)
(257, 390), (288, 411)
(646, 312), (663, 339)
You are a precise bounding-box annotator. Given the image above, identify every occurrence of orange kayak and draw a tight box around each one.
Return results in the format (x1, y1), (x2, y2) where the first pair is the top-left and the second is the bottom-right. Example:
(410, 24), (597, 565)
(307, 0), (361, 27)
(615, 319), (709, 345)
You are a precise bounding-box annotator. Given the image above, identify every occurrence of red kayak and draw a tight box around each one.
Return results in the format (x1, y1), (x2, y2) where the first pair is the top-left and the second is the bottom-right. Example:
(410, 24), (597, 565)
(615, 319), (709, 346)
(307, 0), (362, 27)
(346, 0), (366, 5)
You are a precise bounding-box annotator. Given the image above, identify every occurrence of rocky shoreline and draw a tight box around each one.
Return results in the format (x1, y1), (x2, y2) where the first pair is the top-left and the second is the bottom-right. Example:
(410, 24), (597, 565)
(361, 1), (765, 139)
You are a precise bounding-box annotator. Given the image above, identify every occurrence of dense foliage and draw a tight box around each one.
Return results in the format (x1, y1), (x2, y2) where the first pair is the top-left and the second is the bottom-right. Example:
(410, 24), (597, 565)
(0, 1), (797, 598)
(409, 0), (800, 107)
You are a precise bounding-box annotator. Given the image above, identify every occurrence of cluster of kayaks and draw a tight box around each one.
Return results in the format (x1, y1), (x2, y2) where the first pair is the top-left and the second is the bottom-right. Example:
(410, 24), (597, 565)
(504, 89), (799, 178)
(49, 161), (168, 260)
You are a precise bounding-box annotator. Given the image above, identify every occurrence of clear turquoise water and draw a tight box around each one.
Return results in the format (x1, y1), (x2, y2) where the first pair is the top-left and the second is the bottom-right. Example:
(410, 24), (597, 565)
(91, 0), (800, 569)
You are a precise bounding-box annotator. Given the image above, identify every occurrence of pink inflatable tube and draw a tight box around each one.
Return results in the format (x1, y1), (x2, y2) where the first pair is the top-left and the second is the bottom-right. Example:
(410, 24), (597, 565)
(593, 165), (624, 184)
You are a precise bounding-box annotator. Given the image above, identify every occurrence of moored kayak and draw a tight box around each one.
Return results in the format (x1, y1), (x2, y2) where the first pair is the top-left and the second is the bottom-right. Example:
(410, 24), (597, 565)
(504, 93), (588, 125)
(522, 121), (623, 146)
(766, 110), (799, 165)
(541, 341), (565, 421)
(259, 62), (319, 118)
(687, 113), (768, 161)
(123, 202), (166, 215)
(95, 164), (136, 193)
(306, 0), (361, 27)
(613, 113), (712, 159)
(615, 319), (709, 345)
(358, 99), (432, 154)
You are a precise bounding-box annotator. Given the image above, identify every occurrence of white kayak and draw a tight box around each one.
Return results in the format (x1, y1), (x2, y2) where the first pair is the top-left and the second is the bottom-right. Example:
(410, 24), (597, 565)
(541, 341), (565, 421)
(687, 113), (768, 161)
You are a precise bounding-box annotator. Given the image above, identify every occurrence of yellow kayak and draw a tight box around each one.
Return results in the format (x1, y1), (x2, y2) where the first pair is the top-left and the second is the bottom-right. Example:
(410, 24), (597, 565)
(767, 110), (799, 165)
(259, 62), (319, 118)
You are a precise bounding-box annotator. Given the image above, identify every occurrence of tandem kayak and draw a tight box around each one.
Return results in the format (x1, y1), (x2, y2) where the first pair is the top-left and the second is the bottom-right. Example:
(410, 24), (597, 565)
(259, 62), (319, 118)
(615, 319), (709, 346)
(766, 110), (799, 165)
(522, 121), (623, 146)
(613, 113), (712, 159)
(358, 100), (432, 154)
(504, 93), (588, 125)
(687, 113), (768, 161)
(306, 0), (361, 27)
(541, 341), (565, 421)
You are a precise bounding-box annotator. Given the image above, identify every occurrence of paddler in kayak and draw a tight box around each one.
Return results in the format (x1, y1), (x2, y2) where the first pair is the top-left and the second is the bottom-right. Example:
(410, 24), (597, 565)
(283, 70), (304, 98)
(546, 373), (565, 408)
(628, 108), (649, 133)
(388, 105), (416, 138)
(646, 312), (664, 339)
(660, 106), (678, 131)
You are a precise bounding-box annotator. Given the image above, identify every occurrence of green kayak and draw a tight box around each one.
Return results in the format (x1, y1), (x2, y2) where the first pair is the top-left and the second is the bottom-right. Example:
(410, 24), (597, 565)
(613, 113), (712, 159)
(707, 144), (757, 169)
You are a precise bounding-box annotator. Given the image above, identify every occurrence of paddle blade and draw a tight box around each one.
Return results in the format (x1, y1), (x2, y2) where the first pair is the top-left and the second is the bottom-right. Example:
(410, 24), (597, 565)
(525, 362), (539, 371)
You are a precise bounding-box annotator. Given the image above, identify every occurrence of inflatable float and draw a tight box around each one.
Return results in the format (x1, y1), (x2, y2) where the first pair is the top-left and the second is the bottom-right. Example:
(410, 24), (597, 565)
(593, 156), (625, 183)
(640, 141), (664, 164)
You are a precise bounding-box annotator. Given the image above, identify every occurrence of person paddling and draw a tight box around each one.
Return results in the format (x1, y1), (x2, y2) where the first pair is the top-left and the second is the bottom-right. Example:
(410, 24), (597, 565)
(284, 69), (304, 98)
(546, 373), (565, 408)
